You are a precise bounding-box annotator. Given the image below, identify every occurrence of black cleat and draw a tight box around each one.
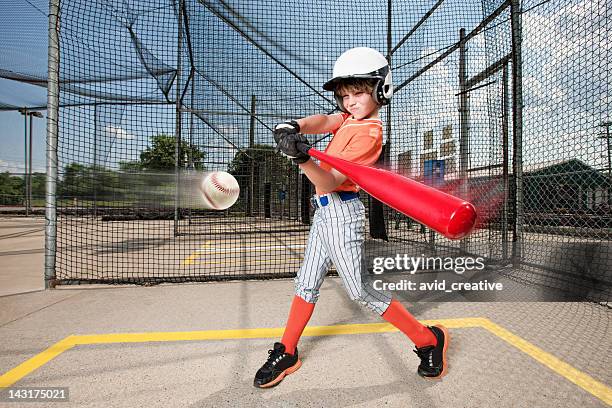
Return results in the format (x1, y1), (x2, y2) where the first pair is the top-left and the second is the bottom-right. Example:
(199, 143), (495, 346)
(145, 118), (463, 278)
(414, 325), (449, 379)
(254, 342), (302, 388)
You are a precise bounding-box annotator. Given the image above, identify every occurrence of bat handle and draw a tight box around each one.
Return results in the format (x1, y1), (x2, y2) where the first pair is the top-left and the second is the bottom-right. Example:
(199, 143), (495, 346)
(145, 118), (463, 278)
(296, 142), (312, 155)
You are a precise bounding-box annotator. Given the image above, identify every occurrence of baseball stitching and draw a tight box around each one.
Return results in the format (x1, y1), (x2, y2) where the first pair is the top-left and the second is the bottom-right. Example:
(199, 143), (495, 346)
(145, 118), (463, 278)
(202, 187), (220, 210)
(211, 173), (239, 196)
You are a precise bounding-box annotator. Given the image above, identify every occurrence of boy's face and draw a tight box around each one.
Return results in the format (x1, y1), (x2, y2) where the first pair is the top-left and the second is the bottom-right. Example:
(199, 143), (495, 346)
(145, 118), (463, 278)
(337, 89), (379, 120)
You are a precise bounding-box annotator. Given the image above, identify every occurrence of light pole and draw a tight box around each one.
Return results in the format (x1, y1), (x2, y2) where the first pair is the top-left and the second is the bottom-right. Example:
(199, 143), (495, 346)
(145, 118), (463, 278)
(18, 109), (43, 215)
(599, 121), (612, 205)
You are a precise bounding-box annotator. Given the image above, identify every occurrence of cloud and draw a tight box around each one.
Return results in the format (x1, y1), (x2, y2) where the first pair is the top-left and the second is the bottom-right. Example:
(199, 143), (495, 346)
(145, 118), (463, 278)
(0, 159), (45, 173)
(519, 0), (610, 167)
(104, 125), (135, 139)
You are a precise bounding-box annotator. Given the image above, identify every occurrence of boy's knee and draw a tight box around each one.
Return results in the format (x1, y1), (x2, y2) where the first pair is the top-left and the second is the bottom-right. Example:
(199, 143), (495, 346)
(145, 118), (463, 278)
(351, 296), (388, 315)
(349, 288), (391, 315)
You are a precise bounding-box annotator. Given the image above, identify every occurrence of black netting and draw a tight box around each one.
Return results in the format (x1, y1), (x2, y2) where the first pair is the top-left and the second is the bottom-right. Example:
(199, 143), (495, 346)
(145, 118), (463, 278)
(1, 0), (610, 303)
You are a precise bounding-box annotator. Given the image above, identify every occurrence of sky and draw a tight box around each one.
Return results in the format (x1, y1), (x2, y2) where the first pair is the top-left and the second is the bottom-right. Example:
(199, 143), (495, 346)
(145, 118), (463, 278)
(0, 0), (609, 176)
(0, 111), (46, 174)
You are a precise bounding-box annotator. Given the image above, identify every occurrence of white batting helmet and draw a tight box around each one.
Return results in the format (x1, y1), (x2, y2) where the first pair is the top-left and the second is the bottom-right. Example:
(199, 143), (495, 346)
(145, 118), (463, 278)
(323, 47), (393, 111)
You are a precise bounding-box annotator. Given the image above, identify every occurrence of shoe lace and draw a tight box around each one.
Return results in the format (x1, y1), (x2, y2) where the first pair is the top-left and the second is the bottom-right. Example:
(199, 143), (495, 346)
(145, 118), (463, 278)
(264, 348), (285, 368)
(414, 345), (435, 367)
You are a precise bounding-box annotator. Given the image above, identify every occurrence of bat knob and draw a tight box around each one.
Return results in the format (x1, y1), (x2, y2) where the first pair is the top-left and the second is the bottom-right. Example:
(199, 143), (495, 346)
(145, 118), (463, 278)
(446, 203), (477, 239)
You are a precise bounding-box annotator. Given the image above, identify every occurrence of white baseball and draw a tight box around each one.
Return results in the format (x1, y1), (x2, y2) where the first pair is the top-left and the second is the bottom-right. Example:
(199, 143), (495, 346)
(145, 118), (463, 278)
(199, 171), (240, 210)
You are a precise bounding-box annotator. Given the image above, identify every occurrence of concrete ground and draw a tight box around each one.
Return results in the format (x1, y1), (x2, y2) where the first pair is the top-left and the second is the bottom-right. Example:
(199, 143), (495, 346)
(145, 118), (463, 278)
(0, 217), (45, 297)
(0, 280), (610, 408)
(0, 216), (610, 407)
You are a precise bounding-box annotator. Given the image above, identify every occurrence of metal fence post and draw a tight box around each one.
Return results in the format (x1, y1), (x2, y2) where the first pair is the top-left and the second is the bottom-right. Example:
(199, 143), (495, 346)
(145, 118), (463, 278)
(28, 114), (33, 214)
(511, 0), (524, 262)
(502, 63), (510, 260)
(23, 107), (29, 215)
(93, 103), (98, 218)
(174, 0), (184, 236)
(45, 0), (61, 288)
(458, 27), (470, 253)
(248, 95), (256, 217)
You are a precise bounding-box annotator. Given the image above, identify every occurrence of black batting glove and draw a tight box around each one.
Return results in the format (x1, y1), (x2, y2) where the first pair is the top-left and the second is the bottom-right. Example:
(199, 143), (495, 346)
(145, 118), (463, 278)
(273, 120), (301, 145)
(276, 133), (311, 164)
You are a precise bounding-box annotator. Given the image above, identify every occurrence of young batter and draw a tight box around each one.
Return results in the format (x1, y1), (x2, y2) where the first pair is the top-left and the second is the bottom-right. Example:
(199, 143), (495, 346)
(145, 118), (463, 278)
(254, 47), (449, 388)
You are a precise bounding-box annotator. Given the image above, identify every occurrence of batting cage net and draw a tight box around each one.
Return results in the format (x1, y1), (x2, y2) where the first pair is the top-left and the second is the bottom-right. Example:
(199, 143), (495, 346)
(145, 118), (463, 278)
(1, 0), (610, 303)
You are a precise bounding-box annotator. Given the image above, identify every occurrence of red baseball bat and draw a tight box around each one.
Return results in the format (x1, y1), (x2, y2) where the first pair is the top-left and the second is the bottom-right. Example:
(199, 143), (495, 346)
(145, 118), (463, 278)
(298, 143), (477, 240)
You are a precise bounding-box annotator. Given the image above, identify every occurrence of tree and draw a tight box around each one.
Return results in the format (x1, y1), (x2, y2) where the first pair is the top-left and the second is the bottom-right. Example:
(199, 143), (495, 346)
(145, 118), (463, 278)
(228, 144), (296, 214)
(61, 163), (90, 198)
(228, 144), (293, 181)
(139, 134), (206, 171)
(0, 172), (24, 205)
(30, 173), (46, 201)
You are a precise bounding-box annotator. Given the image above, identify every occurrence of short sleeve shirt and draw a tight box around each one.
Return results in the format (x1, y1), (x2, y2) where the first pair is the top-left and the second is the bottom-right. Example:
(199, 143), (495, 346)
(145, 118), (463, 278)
(316, 113), (383, 195)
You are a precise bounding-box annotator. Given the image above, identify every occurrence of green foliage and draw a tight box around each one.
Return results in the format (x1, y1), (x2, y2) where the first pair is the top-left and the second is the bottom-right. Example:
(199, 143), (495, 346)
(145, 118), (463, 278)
(228, 144), (293, 182)
(0, 172), (46, 205)
(61, 163), (89, 197)
(228, 144), (295, 213)
(139, 134), (206, 170)
(30, 173), (46, 196)
(59, 163), (123, 200)
(0, 172), (25, 204)
(118, 161), (142, 172)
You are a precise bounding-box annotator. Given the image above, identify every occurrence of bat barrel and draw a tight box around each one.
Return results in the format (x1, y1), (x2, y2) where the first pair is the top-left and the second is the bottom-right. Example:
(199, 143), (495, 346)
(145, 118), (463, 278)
(304, 147), (477, 240)
(446, 202), (477, 239)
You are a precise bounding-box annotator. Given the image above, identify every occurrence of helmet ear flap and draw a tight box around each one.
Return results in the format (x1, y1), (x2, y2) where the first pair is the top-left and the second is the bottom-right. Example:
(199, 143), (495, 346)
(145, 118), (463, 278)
(373, 80), (385, 105)
(375, 68), (393, 106)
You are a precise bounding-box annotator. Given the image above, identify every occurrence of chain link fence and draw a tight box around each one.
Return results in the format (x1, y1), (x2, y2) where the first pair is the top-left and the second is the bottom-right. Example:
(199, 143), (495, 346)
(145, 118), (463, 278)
(0, 0), (609, 303)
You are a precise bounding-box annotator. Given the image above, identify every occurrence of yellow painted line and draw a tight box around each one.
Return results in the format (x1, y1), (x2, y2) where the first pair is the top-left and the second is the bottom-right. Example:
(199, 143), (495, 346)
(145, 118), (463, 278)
(192, 257), (303, 266)
(181, 252), (200, 266)
(195, 247), (305, 255)
(0, 337), (76, 388)
(0, 319), (468, 388)
(1, 317), (610, 406)
(183, 241), (212, 264)
(479, 319), (612, 406)
(183, 241), (306, 265)
(197, 245), (306, 253)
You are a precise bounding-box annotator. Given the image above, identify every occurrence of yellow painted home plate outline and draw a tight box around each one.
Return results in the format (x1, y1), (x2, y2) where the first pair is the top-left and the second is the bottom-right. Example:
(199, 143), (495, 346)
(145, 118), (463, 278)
(0, 317), (609, 405)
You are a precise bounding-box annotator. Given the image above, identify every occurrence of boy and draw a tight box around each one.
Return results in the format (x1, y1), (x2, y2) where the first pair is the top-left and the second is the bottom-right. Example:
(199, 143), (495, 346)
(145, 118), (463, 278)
(254, 47), (449, 388)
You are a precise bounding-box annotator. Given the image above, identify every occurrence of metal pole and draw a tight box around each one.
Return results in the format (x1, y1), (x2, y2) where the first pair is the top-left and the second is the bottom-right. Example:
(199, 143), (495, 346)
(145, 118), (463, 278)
(45, 0), (61, 288)
(395, 0), (511, 93)
(458, 28), (470, 252)
(607, 125), (611, 180)
(607, 124), (611, 205)
(389, 0), (444, 56)
(28, 114), (33, 214)
(598, 121), (612, 205)
(22, 108), (29, 215)
(174, 0), (184, 236)
(501, 63), (510, 260)
(248, 94), (256, 217)
(93, 104), (97, 218)
(187, 70), (195, 225)
(510, 0), (524, 262)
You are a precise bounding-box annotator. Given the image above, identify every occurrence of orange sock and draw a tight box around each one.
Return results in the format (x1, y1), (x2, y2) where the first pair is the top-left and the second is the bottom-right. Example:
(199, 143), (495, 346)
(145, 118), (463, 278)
(382, 299), (436, 348)
(281, 295), (315, 355)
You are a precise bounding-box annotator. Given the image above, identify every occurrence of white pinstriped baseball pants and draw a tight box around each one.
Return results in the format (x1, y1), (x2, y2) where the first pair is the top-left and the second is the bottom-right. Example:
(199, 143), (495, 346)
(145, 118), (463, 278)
(295, 193), (392, 315)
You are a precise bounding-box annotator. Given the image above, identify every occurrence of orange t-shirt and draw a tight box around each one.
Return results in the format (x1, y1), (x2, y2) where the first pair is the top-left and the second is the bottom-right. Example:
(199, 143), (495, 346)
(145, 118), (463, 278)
(316, 113), (383, 195)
